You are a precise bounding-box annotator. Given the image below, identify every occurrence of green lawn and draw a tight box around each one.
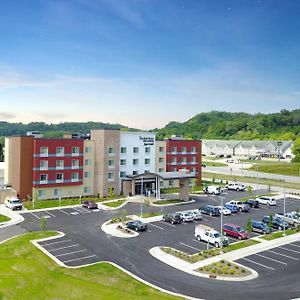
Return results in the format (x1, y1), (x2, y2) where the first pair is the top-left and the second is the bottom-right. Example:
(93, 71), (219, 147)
(153, 199), (185, 205)
(223, 239), (260, 252)
(141, 212), (162, 218)
(0, 232), (181, 300)
(203, 161), (227, 167)
(0, 214), (11, 223)
(260, 227), (300, 241)
(103, 200), (126, 208)
(248, 161), (300, 177)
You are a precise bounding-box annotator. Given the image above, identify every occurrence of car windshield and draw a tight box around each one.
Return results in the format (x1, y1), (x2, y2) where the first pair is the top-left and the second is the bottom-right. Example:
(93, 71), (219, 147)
(214, 233), (221, 238)
(237, 227), (245, 232)
(12, 199), (21, 204)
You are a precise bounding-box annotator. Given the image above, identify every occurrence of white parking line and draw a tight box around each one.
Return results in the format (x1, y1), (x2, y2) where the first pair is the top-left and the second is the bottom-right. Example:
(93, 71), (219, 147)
(278, 246), (300, 254)
(70, 212), (80, 215)
(30, 212), (40, 219)
(179, 242), (199, 251)
(267, 250), (299, 260)
(148, 223), (164, 230)
(46, 211), (56, 217)
(63, 254), (96, 263)
(254, 253), (287, 265)
(42, 239), (72, 246)
(58, 209), (70, 215)
(51, 244), (79, 252)
(241, 257), (275, 270)
(290, 243), (300, 248)
(56, 249), (87, 257)
(72, 207), (90, 214)
(159, 221), (176, 228)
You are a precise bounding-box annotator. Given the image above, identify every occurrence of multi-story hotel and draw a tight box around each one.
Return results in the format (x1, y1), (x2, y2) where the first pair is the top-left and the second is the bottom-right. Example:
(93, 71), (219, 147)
(4, 130), (201, 200)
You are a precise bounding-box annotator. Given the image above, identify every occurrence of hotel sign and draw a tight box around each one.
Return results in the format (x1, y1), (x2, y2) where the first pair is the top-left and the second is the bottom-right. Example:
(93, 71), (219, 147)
(139, 136), (154, 146)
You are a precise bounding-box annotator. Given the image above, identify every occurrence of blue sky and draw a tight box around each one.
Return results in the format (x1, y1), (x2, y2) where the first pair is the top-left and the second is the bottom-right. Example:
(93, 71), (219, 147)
(0, 0), (299, 129)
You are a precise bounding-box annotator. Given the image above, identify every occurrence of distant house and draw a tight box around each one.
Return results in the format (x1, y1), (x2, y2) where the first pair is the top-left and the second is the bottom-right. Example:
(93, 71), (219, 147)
(202, 140), (293, 159)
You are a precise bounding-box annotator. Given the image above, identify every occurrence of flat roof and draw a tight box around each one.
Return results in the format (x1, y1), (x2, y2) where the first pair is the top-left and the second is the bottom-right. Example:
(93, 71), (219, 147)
(126, 171), (195, 180)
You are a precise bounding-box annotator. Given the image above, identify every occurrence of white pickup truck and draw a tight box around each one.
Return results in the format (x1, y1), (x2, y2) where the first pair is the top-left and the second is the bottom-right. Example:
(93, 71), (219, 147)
(5, 197), (23, 211)
(194, 224), (229, 248)
(275, 212), (300, 227)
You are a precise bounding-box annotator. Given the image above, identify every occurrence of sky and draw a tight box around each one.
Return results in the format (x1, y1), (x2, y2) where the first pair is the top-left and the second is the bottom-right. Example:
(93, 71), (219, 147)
(0, 0), (299, 129)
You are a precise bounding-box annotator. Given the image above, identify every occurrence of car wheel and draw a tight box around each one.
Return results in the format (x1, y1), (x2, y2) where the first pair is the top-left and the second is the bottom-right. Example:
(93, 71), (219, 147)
(213, 192), (215, 195)
(171, 220), (174, 225)
(239, 208), (242, 212)
(236, 188), (239, 191)
(135, 227), (138, 232)
(223, 231), (227, 236)
(238, 236), (242, 240)
(263, 230), (266, 234)
(197, 235), (201, 241)
(293, 222), (297, 227)
(279, 226), (283, 231)
(215, 242), (219, 248)
(183, 219), (185, 223)
(210, 212), (213, 216)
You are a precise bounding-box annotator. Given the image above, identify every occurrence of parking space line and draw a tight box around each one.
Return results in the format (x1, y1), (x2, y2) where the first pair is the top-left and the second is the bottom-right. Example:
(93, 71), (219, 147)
(159, 221), (176, 228)
(58, 209), (70, 215)
(278, 246), (300, 254)
(148, 223), (164, 230)
(254, 253), (287, 265)
(267, 250), (299, 260)
(72, 207), (90, 214)
(46, 211), (56, 217)
(30, 212), (40, 219)
(290, 243), (300, 248)
(179, 242), (199, 251)
(62, 255), (96, 263)
(241, 257), (275, 270)
(56, 249), (87, 257)
(41, 239), (72, 246)
(51, 244), (79, 252)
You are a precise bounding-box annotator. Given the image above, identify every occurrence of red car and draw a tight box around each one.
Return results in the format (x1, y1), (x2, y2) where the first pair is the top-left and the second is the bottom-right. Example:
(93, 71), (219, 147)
(82, 200), (98, 209)
(222, 223), (249, 240)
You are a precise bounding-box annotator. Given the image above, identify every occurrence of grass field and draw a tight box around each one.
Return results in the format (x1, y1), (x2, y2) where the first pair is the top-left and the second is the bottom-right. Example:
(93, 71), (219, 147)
(248, 161), (300, 177)
(103, 200), (126, 208)
(203, 161), (227, 167)
(0, 232), (180, 300)
(0, 214), (11, 223)
(260, 227), (300, 241)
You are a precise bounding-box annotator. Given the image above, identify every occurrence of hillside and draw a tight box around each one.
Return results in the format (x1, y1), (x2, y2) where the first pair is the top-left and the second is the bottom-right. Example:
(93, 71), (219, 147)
(154, 109), (300, 141)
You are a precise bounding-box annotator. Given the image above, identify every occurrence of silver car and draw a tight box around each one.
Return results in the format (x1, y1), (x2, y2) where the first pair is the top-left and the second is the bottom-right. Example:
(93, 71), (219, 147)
(188, 210), (203, 220)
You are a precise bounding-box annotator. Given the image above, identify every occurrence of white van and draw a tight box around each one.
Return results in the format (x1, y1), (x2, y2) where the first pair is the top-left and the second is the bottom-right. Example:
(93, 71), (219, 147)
(203, 185), (221, 195)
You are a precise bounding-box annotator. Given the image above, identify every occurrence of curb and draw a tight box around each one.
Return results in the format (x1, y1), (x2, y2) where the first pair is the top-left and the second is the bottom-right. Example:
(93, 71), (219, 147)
(0, 208), (24, 228)
(100, 220), (138, 238)
(151, 199), (196, 207)
(97, 200), (129, 211)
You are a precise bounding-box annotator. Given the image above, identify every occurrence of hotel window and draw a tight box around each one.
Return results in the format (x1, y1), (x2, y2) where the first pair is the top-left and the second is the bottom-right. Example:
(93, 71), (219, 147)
(171, 157), (177, 163)
(40, 147), (48, 156)
(145, 158), (150, 165)
(56, 173), (64, 182)
(172, 168), (177, 172)
(159, 157), (164, 163)
(84, 171), (91, 178)
(72, 147), (80, 156)
(159, 168), (164, 172)
(133, 147), (139, 154)
(40, 174), (48, 183)
(108, 159), (114, 167)
(171, 147), (177, 153)
(72, 159), (79, 169)
(191, 147), (196, 153)
(84, 159), (91, 166)
(108, 147), (115, 154)
(56, 160), (64, 169)
(191, 167), (196, 173)
(169, 180), (174, 187)
(85, 146), (92, 153)
(84, 186), (91, 193)
(38, 190), (46, 198)
(54, 189), (61, 197)
(120, 159), (126, 166)
(120, 171), (126, 178)
(133, 158), (139, 165)
(144, 170), (150, 173)
(108, 172), (114, 181)
(145, 147), (150, 154)
(133, 170), (138, 175)
(159, 146), (164, 153)
(56, 147), (64, 156)
(191, 156), (196, 163)
(181, 157), (187, 163)
(71, 172), (79, 182)
(120, 147), (127, 154)
(40, 160), (48, 170)
(181, 147), (187, 153)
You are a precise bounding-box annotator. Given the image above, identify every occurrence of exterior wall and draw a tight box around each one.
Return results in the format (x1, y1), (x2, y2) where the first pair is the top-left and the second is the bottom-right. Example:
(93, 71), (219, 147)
(82, 140), (95, 196)
(91, 129), (120, 197)
(155, 140), (166, 173)
(4, 137), (13, 185)
(32, 185), (84, 200)
(165, 139), (202, 184)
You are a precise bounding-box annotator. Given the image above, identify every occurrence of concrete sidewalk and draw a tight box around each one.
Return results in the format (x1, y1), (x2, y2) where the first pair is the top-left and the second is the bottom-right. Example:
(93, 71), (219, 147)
(0, 205), (24, 228)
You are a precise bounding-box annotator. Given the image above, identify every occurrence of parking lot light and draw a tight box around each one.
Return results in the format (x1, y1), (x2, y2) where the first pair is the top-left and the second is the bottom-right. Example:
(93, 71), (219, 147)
(220, 195), (224, 254)
(256, 166), (259, 197)
(283, 187), (286, 237)
(140, 177), (144, 217)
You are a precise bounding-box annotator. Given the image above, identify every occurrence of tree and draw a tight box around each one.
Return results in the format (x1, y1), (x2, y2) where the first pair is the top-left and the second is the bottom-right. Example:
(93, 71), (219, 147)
(246, 218), (252, 233)
(292, 138), (300, 162)
(247, 185), (253, 196)
(39, 217), (48, 231)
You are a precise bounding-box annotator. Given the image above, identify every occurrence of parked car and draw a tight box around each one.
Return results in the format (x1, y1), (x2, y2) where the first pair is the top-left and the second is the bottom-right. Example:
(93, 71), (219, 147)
(275, 212), (300, 227)
(162, 213), (182, 224)
(82, 200), (98, 209)
(226, 200), (250, 212)
(201, 164), (207, 168)
(245, 199), (260, 208)
(195, 224), (229, 248)
(223, 223), (250, 240)
(256, 196), (277, 206)
(4, 197), (23, 210)
(200, 205), (221, 217)
(217, 154), (224, 158)
(251, 220), (271, 234)
(177, 211), (194, 222)
(216, 206), (231, 215)
(126, 220), (148, 231)
(262, 216), (289, 230)
(188, 210), (203, 220)
(224, 203), (239, 213)
(225, 155), (232, 158)
(203, 185), (222, 195)
(226, 183), (246, 191)
(226, 159), (234, 163)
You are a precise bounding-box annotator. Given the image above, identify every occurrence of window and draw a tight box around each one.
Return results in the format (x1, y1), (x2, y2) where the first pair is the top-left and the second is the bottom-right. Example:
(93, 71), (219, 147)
(169, 180), (174, 187)
(172, 167), (177, 172)
(56, 160), (64, 169)
(144, 170), (150, 173)
(159, 157), (164, 163)
(120, 147), (127, 154)
(72, 147), (80, 156)
(40, 174), (48, 183)
(56, 147), (64, 156)
(191, 167), (196, 173)
(84, 186), (91, 193)
(84, 171), (91, 178)
(85, 146), (91, 153)
(133, 158), (139, 165)
(171, 147), (177, 153)
(40, 160), (48, 170)
(108, 172), (114, 181)
(40, 147), (48, 156)
(38, 190), (46, 198)
(71, 172), (79, 182)
(108, 159), (114, 167)
(54, 189), (61, 197)
(120, 159), (126, 166)
(181, 157), (187, 163)
(181, 147), (187, 153)
(56, 173), (64, 183)
(159, 146), (164, 153)
(191, 147), (196, 153)
(191, 156), (196, 163)
(84, 159), (91, 166)
(133, 170), (138, 175)
(120, 171), (126, 178)
(72, 159), (79, 169)
(145, 158), (150, 165)
(171, 157), (177, 163)
(108, 147), (115, 155)
(145, 147), (150, 154)
(133, 147), (139, 154)
(159, 168), (164, 172)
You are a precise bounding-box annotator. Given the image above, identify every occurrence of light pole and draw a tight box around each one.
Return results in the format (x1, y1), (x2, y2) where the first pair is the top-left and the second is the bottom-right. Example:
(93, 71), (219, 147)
(230, 168), (232, 177)
(283, 187), (286, 237)
(220, 195), (224, 254)
(140, 177), (144, 217)
(241, 162), (244, 177)
(256, 165), (259, 197)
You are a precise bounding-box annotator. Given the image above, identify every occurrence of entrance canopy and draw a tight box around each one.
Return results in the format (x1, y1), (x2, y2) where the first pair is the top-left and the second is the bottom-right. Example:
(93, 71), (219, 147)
(125, 171), (195, 181)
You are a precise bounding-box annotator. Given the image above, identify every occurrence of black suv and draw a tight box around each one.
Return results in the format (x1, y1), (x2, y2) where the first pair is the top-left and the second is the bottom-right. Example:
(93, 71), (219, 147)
(245, 199), (260, 208)
(262, 216), (289, 230)
(126, 220), (148, 231)
(251, 220), (271, 234)
(200, 205), (221, 217)
(162, 213), (182, 224)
